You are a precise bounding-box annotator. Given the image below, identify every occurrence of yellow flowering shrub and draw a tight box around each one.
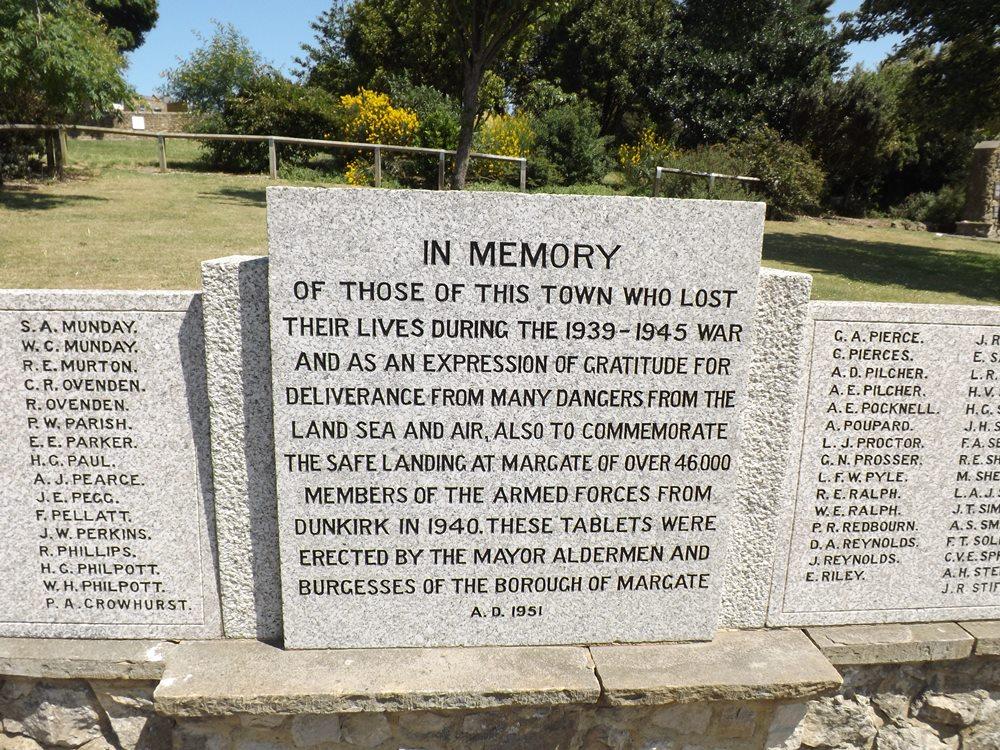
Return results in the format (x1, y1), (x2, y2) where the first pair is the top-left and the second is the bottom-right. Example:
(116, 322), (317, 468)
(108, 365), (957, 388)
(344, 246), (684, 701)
(339, 89), (419, 186)
(344, 158), (371, 186)
(618, 128), (676, 187)
(340, 89), (418, 146)
(471, 114), (534, 182)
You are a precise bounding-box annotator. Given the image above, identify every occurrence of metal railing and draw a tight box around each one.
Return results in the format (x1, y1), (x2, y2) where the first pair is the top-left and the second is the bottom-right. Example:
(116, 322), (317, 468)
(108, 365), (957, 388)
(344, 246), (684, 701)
(0, 124), (528, 190)
(653, 166), (760, 197)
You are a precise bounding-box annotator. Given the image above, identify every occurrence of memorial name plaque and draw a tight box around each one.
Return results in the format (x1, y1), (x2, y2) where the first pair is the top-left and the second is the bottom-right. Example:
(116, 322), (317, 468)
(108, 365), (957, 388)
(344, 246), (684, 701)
(0, 292), (222, 638)
(770, 302), (1000, 625)
(268, 188), (763, 648)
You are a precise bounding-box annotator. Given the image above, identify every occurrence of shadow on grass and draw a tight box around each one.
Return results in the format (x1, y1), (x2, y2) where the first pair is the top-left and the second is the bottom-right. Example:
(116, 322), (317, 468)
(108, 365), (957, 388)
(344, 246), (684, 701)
(763, 231), (1000, 303)
(0, 186), (108, 211)
(199, 187), (266, 206)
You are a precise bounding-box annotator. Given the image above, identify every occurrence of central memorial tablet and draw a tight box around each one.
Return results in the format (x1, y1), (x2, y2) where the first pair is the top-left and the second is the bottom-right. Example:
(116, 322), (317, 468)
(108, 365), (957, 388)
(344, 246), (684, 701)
(267, 188), (764, 648)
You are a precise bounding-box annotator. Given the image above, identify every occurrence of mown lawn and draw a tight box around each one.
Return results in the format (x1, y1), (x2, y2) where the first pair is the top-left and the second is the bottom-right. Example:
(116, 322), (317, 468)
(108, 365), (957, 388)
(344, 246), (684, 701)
(1, 136), (998, 302)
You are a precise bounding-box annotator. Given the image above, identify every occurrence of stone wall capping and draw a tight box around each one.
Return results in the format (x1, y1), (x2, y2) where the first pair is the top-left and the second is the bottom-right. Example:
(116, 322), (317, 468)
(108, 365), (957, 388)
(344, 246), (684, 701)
(153, 639), (601, 716)
(0, 637), (176, 680)
(806, 623), (974, 665)
(590, 628), (841, 706)
(959, 621), (1000, 655)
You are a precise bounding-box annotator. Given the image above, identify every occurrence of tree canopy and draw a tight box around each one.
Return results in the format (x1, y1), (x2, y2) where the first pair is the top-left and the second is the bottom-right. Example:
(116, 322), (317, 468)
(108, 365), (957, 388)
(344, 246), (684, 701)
(85, 0), (158, 51)
(160, 21), (270, 113)
(0, 0), (132, 123)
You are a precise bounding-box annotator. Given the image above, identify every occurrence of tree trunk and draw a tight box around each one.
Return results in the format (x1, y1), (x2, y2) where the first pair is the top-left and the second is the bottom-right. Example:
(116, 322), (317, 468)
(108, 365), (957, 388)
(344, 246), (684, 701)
(451, 61), (482, 190)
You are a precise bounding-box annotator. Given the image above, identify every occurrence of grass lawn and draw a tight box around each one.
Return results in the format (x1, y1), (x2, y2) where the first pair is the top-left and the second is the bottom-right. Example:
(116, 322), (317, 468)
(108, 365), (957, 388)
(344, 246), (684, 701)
(2, 137), (998, 303)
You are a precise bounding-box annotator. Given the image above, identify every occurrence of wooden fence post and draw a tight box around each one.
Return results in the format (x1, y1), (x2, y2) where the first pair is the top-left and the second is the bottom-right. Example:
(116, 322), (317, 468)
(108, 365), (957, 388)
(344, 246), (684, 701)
(157, 135), (167, 172)
(438, 151), (446, 190)
(53, 128), (65, 177)
(519, 159), (527, 191)
(653, 166), (662, 198)
(44, 130), (55, 175)
(57, 127), (68, 168)
(373, 146), (381, 187)
(707, 173), (715, 195)
(268, 138), (277, 179)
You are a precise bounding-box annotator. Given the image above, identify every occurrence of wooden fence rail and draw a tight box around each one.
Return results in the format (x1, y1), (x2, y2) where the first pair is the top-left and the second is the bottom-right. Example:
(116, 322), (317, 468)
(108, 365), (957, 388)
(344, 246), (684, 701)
(653, 165), (760, 197)
(0, 124), (528, 190)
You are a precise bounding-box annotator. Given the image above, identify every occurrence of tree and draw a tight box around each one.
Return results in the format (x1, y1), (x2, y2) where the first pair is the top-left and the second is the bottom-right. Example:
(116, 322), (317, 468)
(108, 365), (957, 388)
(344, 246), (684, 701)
(442, 0), (562, 188)
(649, 0), (846, 145)
(160, 22), (269, 113)
(529, 0), (676, 137)
(297, 0), (466, 97)
(847, 0), (1000, 136)
(85, 0), (158, 51)
(0, 0), (131, 124)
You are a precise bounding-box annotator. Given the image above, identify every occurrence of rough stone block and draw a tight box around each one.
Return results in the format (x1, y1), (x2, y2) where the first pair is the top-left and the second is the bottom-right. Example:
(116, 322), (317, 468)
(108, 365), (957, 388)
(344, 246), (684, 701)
(154, 639), (600, 715)
(720, 268), (812, 629)
(960, 621), (1000, 655)
(201, 257), (281, 641)
(0, 638), (175, 680)
(591, 628), (842, 705)
(807, 623), (974, 665)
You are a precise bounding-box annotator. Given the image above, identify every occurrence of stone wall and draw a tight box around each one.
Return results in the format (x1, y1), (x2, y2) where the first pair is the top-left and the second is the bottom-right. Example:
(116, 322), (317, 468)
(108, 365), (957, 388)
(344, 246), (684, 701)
(957, 141), (1000, 238)
(6, 651), (1000, 750)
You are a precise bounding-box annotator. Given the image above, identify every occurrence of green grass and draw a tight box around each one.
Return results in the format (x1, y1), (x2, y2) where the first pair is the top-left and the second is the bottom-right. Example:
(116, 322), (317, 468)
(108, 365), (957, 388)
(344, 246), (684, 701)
(2, 136), (998, 301)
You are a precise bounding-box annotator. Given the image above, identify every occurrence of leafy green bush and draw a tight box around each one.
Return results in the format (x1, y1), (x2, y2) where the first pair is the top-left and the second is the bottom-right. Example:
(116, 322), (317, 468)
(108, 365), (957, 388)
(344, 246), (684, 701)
(651, 144), (761, 202)
(729, 126), (825, 218)
(200, 75), (341, 173)
(890, 185), (966, 231)
(529, 97), (610, 185)
(384, 76), (460, 149)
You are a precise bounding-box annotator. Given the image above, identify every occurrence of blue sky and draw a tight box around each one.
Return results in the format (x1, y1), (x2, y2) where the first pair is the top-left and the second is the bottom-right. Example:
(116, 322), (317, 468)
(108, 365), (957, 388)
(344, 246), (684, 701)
(125, 0), (902, 95)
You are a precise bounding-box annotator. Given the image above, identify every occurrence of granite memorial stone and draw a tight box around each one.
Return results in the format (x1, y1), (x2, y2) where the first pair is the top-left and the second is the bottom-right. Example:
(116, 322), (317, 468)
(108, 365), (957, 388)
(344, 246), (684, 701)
(267, 187), (764, 648)
(0, 291), (222, 638)
(769, 301), (1000, 625)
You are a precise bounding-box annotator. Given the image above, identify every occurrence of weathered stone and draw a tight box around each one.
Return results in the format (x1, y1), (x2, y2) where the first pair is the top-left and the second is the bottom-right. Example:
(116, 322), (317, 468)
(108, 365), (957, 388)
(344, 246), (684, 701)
(238, 717), (286, 729)
(918, 691), (989, 727)
(155, 640), (599, 715)
(0, 640), (175, 681)
(876, 719), (949, 750)
(339, 715), (389, 748)
(92, 682), (159, 750)
(77, 737), (117, 750)
(394, 712), (450, 736)
(649, 704), (711, 734)
(796, 696), (881, 749)
(709, 704), (757, 739)
(592, 629), (842, 705)
(0, 292), (222, 639)
(0, 735), (43, 750)
(962, 622), (1000, 656)
(172, 723), (233, 750)
(764, 703), (809, 750)
(770, 302), (1000, 626)
(201, 256), (281, 641)
(268, 187), (764, 648)
(720, 268), (813, 629)
(872, 692), (912, 723)
(232, 740), (285, 750)
(807, 624), (974, 665)
(290, 716), (341, 747)
(8, 682), (104, 747)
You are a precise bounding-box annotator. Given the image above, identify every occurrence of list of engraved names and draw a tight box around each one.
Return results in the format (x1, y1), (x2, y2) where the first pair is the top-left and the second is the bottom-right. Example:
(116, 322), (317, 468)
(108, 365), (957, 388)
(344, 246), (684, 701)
(0, 299), (214, 636)
(774, 304), (1000, 624)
